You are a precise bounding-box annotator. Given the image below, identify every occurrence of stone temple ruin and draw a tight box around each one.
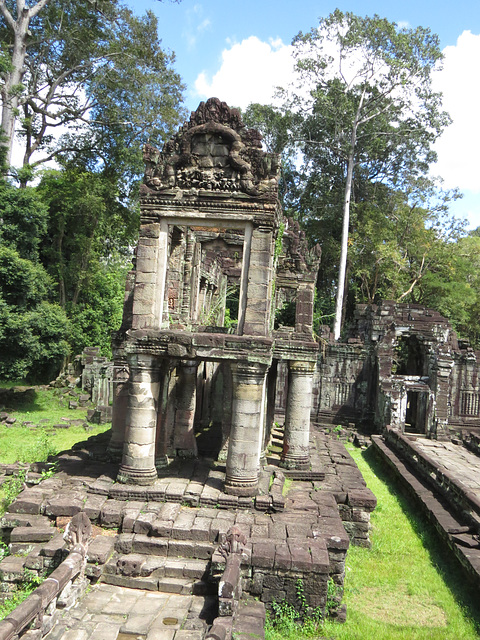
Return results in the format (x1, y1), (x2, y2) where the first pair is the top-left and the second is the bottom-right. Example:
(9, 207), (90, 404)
(108, 97), (321, 493)
(312, 301), (480, 438)
(1, 99), (480, 640)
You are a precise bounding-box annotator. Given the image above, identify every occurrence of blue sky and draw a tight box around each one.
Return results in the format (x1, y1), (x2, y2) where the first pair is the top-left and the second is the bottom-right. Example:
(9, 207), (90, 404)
(129, 0), (480, 227)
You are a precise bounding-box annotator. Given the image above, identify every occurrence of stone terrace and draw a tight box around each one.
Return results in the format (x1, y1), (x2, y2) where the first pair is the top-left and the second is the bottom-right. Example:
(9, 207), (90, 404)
(0, 426), (376, 638)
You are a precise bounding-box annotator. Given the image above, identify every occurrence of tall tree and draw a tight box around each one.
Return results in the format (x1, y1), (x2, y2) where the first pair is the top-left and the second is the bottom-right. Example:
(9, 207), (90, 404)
(285, 11), (450, 339)
(0, 0), (185, 182)
(0, 0), (51, 166)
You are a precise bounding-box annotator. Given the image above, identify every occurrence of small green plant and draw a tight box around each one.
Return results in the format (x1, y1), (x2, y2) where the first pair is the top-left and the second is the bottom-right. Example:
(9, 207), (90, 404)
(0, 540), (8, 561)
(0, 569), (43, 620)
(325, 577), (341, 616)
(267, 578), (324, 638)
(1, 469), (26, 511)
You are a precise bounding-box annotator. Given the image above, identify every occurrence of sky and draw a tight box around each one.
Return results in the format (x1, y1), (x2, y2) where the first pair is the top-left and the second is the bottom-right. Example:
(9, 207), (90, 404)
(133, 1), (480, 227)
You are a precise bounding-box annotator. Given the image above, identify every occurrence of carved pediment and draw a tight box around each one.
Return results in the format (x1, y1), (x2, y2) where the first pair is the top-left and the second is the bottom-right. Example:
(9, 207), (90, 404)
(143, 98), (280, 200)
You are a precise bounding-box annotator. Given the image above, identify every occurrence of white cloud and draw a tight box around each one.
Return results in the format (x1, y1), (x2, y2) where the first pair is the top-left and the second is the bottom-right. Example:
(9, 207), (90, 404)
(194, 36), (294, 109)
(432, 31), (480, 194)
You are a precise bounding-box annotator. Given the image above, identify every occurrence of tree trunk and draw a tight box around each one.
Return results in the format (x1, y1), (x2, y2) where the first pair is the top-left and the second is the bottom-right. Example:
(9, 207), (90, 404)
(0, 0), (52, 168)
(0, 15), (28, 166)
(333, 147), (355, 340)
(333, 88), (366, 341)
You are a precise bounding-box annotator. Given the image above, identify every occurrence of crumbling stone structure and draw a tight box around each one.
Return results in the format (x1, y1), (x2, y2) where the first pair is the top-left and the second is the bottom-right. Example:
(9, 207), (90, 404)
(109, 98), (321, 492)
(313, 301), (480, 437)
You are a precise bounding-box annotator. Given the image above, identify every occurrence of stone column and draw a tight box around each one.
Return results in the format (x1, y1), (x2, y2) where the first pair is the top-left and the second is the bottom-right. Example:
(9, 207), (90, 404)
(107, 361), (130, 461)
(174, 359), (199, 457)
(281, 360), (316, 470)
(117, 354), (159, 485)
(225, 362), (267, 496)
(242, 226), (274, 336)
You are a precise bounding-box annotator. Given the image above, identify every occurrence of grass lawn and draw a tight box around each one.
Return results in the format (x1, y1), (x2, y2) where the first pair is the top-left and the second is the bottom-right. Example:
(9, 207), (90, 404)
(0, 386), (110, 465)
(266, 443), (480, 640)
(0, 385), (110, 514)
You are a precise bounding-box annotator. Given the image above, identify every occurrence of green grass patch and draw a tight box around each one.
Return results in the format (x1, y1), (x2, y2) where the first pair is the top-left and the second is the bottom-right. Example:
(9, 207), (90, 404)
(0, 386), (110, 465)
(0, 385), (110, 514)
(0, 570), (44, 620)
(266, 443), (480, 640)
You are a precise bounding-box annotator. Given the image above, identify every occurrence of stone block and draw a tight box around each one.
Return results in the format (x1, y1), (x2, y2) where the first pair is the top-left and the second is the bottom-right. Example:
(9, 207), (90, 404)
(132, 534), (168, 556)
(172, 510), (196, 539)
(117, 553), (146, 577)
(115, 533), (134, 555)
(168, 539), (196, 558)
(9, 490), (45, 515)
(288, 541), (312, 571)
(40, 533), (67, 558)
(274, 544), (291, 570)
(0, 555), (26, 582)
(134, 510), (158, 535)
(10, 526), (56, 543)
(83, 494), (108, 521)
(87, 536), (115, 564)
(45, 493), (85, 517)
(194, 541), (215, 560)
(157, 577), (189, 594)
(261, 588), (286, 603)
(347, 489), (377, 510)
(252, 542), (275, 569)
(309, 541), (329, 573)
(100, 500), (124, 528)
(191, 516), (213, 542)
(122, 501), (146, 532)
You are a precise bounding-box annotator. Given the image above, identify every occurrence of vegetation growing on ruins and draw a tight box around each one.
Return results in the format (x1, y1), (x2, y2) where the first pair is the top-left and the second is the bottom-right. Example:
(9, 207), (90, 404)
(0, 5), (480, 380)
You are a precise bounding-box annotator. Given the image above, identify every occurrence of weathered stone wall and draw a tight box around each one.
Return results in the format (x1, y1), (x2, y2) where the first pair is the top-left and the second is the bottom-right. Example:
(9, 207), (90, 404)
(310, 301), (480, 437)
(312, 342), (368, 427)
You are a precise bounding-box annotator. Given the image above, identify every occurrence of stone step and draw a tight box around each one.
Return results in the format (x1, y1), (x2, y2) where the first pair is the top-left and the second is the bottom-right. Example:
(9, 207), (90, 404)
(101, 552), (215, 595)
(115, 533), (217, 562)
(105, 551), (210, 579)
(232, 598), (266, 640)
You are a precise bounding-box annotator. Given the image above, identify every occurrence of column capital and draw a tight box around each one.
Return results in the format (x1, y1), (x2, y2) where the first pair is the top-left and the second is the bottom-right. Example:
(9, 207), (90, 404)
(231, 361), (267, 383)
(126, 352), (159, 372)
(178, 359), (198, 370)
(288, 360), (317, 375)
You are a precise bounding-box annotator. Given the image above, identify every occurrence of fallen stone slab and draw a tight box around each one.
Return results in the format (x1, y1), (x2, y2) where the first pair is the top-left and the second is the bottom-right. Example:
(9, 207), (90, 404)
(10, 526), (57, 543)
(45, 493), (86, 517)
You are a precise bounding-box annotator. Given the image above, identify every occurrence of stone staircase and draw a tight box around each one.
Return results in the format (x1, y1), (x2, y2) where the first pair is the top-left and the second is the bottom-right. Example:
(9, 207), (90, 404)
(102, 552), (214, 595)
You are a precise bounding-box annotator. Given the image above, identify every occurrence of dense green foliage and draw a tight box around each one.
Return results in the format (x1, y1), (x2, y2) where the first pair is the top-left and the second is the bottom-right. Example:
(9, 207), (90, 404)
(0, 0), (185, 181)
(0, 1), (185, 382)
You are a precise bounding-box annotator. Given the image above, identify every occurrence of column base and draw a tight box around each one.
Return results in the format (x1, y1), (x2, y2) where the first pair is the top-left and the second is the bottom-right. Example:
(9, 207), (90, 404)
(117, 465), (158, 485)
(280, 456), (310, 470)
(224, 478), (259, 497)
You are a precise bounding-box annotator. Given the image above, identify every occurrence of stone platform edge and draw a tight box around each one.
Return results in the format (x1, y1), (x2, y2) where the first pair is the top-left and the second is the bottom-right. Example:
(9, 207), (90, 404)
(372, 434), (480, 590)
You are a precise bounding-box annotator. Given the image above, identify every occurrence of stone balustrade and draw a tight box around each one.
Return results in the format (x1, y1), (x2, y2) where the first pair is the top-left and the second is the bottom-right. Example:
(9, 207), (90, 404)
(0, 513), (92, 640)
